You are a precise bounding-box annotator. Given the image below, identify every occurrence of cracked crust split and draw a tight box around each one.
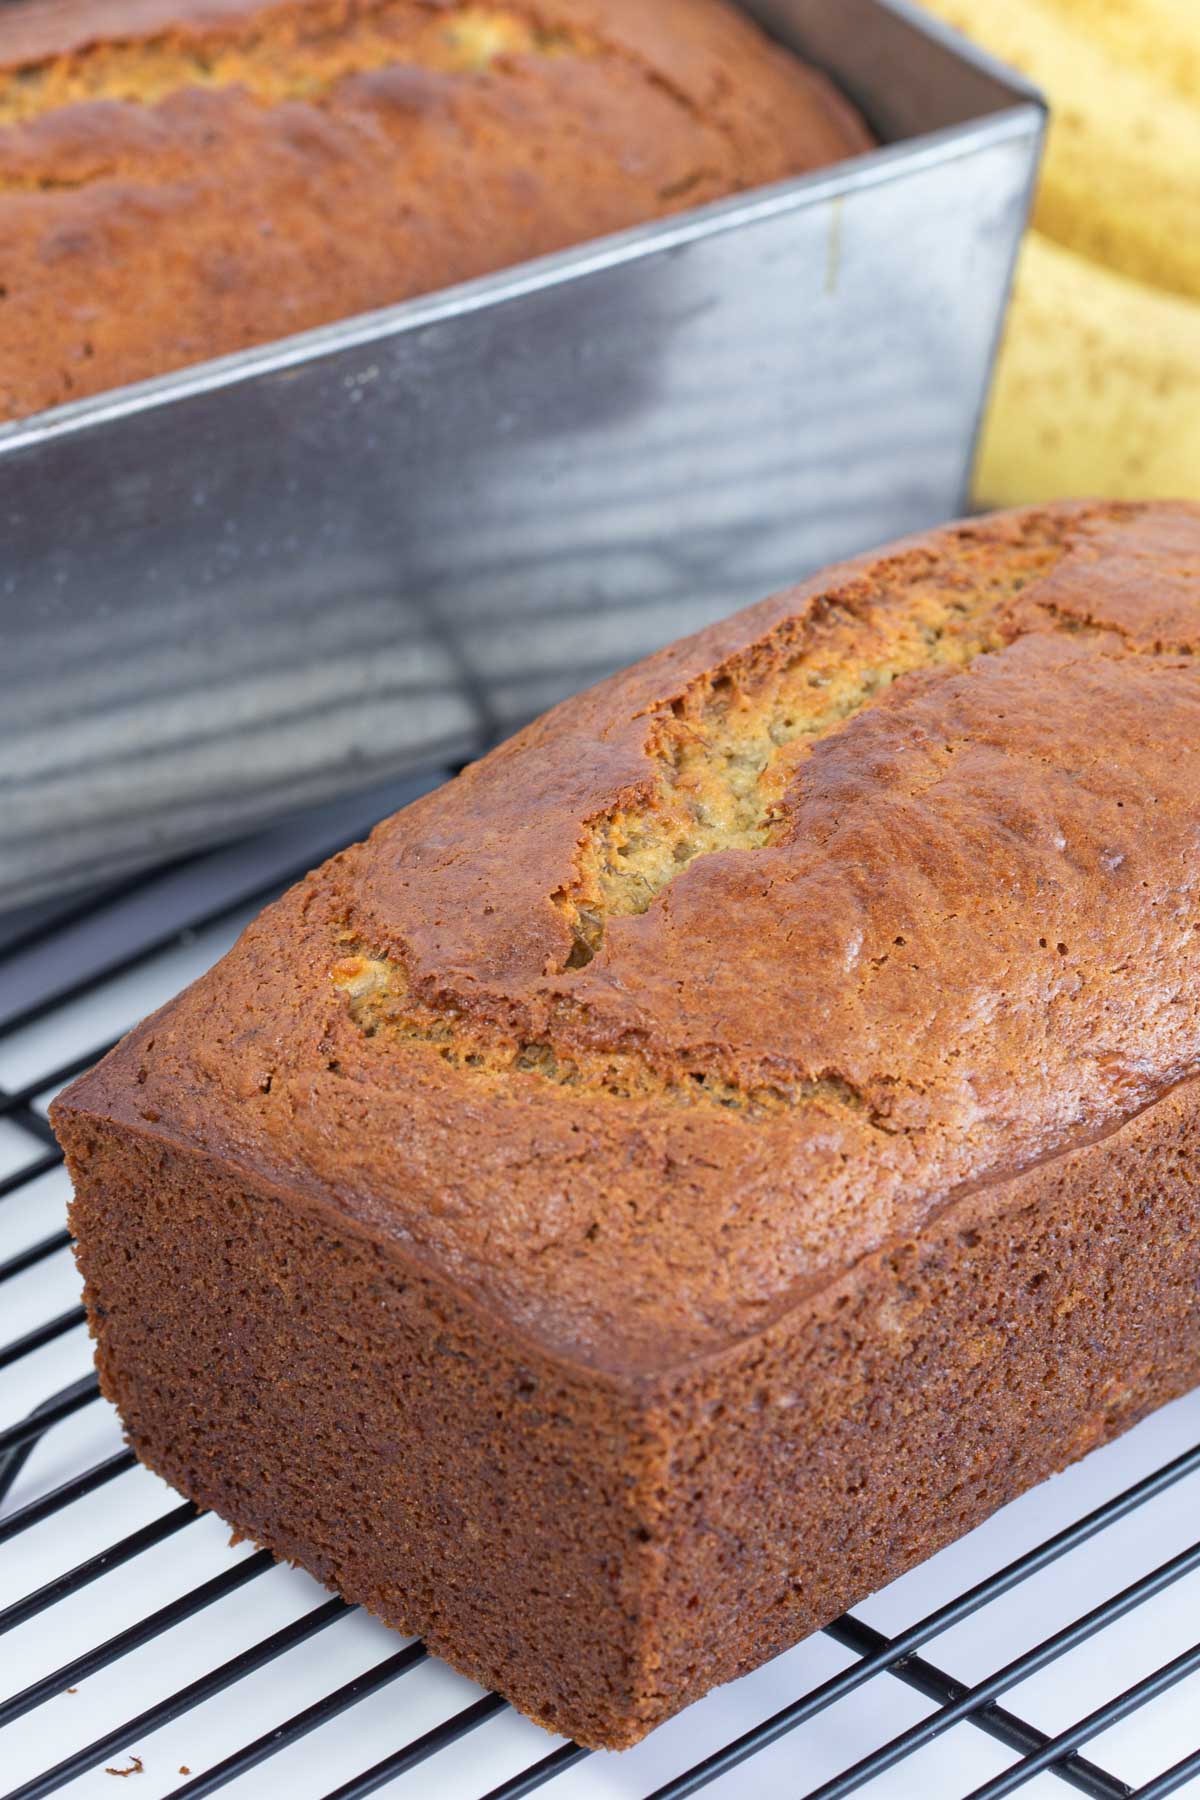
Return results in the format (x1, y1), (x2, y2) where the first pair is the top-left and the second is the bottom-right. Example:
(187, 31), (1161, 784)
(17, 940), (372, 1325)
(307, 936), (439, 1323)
(0, 6), (597, 129)
(326, 505), (1200, 1150)
(549, 532), (1064, 968)
(54, 498), (1200, 1359)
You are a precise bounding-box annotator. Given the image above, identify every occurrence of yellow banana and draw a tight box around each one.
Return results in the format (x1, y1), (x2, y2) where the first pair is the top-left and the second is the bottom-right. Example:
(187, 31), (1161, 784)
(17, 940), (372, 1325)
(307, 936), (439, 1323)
(975, 233), (1200, 505)
(1037, 0), (1200, 103)
(921, 0), (1200, 300)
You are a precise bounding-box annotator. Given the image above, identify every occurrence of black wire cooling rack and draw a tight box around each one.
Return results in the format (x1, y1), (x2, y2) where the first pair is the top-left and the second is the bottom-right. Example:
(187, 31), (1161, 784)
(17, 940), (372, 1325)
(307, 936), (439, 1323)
(2, 785), (1199, 1800)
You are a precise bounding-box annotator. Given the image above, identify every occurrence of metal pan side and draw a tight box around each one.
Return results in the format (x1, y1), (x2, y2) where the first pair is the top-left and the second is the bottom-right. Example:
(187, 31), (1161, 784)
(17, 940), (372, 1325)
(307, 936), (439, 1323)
(0, 0), (1046, 906)
(0, 0), (1044, 454)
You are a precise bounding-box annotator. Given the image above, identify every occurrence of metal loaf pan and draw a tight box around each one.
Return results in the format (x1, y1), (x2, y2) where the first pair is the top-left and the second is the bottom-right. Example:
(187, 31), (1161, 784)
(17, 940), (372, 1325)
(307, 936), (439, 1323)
(0, 0), (1044, 908)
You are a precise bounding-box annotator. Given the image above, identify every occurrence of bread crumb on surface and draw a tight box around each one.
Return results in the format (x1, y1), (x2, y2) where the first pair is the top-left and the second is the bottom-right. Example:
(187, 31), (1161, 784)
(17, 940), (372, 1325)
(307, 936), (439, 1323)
(103, 1754), (144, 1777)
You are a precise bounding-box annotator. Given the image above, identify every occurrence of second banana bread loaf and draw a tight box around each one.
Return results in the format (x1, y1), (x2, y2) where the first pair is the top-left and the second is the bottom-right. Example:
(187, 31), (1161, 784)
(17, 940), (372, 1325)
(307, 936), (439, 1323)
(0, 0), (872, 418)
(53, 500), (1200, 1748)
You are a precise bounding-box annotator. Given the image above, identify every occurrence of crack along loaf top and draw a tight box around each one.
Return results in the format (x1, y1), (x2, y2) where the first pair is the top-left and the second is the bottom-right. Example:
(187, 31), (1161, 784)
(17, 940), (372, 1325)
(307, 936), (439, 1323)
(53, 502), (1200, 1377)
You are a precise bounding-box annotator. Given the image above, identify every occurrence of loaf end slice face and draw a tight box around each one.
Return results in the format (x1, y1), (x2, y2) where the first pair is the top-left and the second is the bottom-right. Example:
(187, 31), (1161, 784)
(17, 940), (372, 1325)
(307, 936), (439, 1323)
(53, 499), (1200, 1747)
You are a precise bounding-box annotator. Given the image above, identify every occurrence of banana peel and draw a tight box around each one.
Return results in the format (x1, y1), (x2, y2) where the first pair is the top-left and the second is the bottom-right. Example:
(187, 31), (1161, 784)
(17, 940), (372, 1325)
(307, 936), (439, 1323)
(976, 233), (1200, 504)
(921, 0), (1200, 301)
(1038, 0), (1200, 103)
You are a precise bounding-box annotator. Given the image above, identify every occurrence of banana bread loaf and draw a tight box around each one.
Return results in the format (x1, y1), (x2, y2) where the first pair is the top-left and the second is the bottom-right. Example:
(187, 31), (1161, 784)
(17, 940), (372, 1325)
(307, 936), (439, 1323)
(52, 499), (1200, 1749)
(0, 0), (871, 420)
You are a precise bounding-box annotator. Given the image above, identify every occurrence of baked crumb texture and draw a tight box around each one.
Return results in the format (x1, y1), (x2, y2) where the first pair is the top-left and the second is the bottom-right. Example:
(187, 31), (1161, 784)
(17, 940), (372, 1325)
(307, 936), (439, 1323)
(54, 502), (1200, 1748)
(0, 0), (872, 418)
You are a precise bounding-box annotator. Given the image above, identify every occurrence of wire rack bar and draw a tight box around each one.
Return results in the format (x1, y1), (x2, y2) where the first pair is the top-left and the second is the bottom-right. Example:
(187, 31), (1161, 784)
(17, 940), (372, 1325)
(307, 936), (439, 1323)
(0, 778), (440, 1040)
(0, 1307), (87, 1372)
(0, 1376), (99, 1458)
(0, 1155), (62, 1203)
(964, 1641), (1200, 1800)
(0, 1230), (72, 1281)
(319, 1692), (510, 1800)
(0, 1047), (116, 1116)
(0, 1501), (198, 1639)
(2, 1598), (352, 1800)
(1134, 1746), (1200, 1800)
(4, 1113), (57, 1155)
(0, 862), (294, 1041)
(6, 1111), (57, 1151)
(0, 1450), (136, 1546)
(0, 1375), (101, 1507)
(0, 871), (151, 967)
(800, 1541), (1200, 1800)
(168, 1641), (430, 1800)
(823, 1616), (1130, 1800)
(0, 1550), (276, 1730)
(475, 1744), (592, 1800)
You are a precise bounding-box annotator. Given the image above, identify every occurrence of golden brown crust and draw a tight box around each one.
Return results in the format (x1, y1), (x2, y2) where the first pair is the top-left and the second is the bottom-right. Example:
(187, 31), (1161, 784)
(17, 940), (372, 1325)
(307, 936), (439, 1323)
(55, 499), (1200, 1375)
(0, 0), (872, 418)
(52, 499), (1200, 1747)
